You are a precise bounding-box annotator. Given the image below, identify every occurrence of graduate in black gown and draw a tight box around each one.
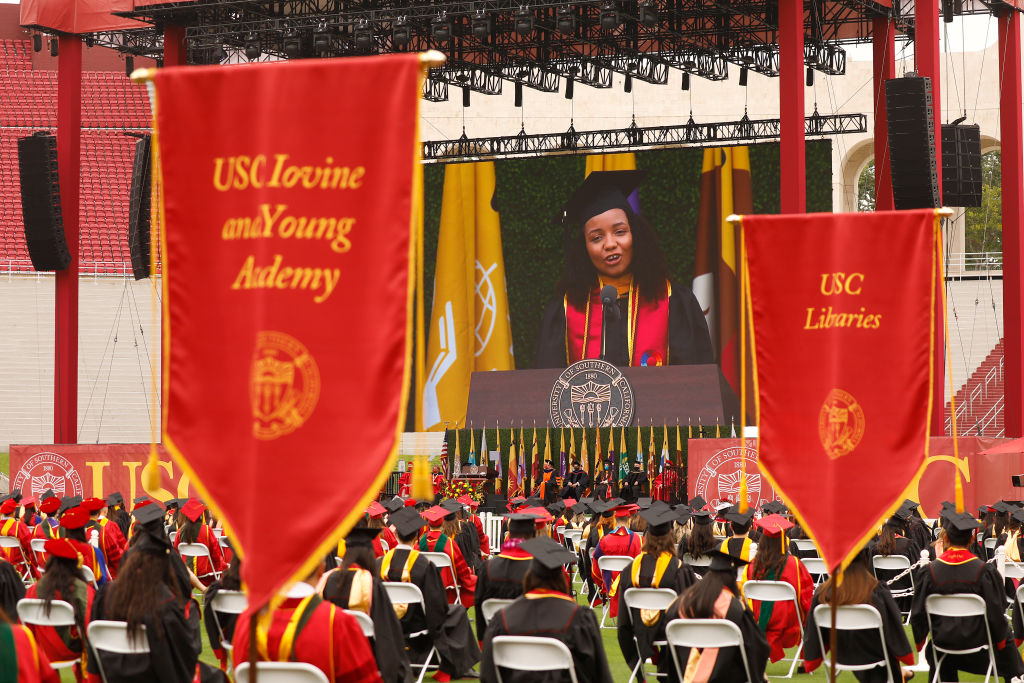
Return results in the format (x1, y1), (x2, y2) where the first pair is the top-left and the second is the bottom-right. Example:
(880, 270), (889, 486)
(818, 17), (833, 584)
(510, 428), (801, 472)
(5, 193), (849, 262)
(909, 510), (1024, 682)
(621, 462), (649, 503)
(481, 536), (613, 683)
(616, 506), (697, 679)
(377, 507), (479, 682)
(322, 526), (412, 683)
(533, 171), (713, 370)
(802, 545), (914, 682)
(0, 557), (25, 621)
(474, 513), (538, 642)
(676, 510), (717, 577)
(868, 510), (921, 614)
(657, 550), (769, 683)
(562, 460), (591, 499)
(203, 552), (242, 673)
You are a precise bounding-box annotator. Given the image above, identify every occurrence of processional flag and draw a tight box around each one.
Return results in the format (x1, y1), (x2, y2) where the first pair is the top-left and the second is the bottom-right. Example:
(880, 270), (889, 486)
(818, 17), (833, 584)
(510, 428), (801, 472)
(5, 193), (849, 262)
(150, 54), (424, 611)
(740, 209), (940, 573)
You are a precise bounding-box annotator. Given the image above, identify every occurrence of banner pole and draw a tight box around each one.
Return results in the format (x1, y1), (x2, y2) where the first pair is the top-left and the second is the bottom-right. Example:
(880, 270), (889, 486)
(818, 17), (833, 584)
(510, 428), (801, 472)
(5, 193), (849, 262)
(934, 208), (963, 511)
(737, 219), (749, 513)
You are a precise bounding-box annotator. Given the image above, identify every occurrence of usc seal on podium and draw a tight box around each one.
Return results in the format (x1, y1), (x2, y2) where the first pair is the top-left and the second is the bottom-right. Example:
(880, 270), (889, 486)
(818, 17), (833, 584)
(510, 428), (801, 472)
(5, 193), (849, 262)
(250, 331), (321, 440)
(549, 359), (634, 428)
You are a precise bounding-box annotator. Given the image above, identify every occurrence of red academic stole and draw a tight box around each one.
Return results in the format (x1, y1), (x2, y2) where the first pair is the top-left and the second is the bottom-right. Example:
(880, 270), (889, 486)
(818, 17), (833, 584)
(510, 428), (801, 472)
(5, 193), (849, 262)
(564, 281), (670, 366)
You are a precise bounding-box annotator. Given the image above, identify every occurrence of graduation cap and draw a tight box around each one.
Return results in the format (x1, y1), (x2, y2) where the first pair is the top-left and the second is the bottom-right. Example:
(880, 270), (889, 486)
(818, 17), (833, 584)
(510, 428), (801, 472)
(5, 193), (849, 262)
(0, 499), (16, 515)
(944, 511), (981, 532)
(133, 495), (151, 505)
(58, 496), (82, 516)
(60, 506), (89, 530)
(724, 506), (754, 526)
(690, 510), (713, 526)
(674, 506), (693, 525)
(707, 549), (750, 573)
(561, 170), (645, 227)
(637, 497), (653, 510)
(181, 499), (206, 523)
(40, 489), (57, 502)
(38, 497), (61, 515)
(546, 500), (567, 516)
(346, 527), (382, 547)
(133, 502), (166, 527)
(382, 497), (406, 514)
(761, 500), (788, 515)
(440, 499), (463, 514)
(165, 498), (184, 510)
(107, 492), (125, 508)
(992, 501), (1013, 514)
(563, 498), (578, 508)
(391, 508), (426, 538)
(81, 497), (106, 513)
(366, 501), (387, 518)
(593, 501), (616, 518)
(525, 497), (544, 508)
(422, 505), (448, 526)
(754, 514), (794, 537)
(1012, 508), (1024, 526)
(506, 513), (540, 536)
(20, 497), (36, 508)
(519, 507), (554, 524)
(639, 506), (677, 535)
(688, 495), (707, 511)
(9, 490), (21, 503)
(44, 537), (79, 561)
(520, 536), (576, 576)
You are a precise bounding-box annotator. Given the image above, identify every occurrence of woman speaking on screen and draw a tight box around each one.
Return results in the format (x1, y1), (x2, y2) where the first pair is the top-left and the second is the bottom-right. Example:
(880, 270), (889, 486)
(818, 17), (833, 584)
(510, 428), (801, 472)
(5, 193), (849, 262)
(534, 170), (714, 368)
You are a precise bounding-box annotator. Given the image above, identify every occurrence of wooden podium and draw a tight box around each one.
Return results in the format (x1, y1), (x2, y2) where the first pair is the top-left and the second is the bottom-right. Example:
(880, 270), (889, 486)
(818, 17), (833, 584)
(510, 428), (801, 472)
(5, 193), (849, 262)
(465, 365), (741, 426)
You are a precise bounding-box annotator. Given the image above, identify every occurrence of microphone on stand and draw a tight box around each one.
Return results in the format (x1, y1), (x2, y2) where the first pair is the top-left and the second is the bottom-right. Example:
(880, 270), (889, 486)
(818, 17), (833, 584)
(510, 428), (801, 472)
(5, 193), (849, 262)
(600, 284), (619, 362)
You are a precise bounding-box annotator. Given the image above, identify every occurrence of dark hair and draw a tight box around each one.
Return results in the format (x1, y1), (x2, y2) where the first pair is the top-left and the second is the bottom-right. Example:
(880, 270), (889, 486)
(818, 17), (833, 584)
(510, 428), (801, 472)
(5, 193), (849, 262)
(642, 530), (677, 556)
(523, 568), (569, 594)
(995, 511), (1008, 538)
(750, 533), (788, 579)
(559, 209), (670, 309)
(220, 555), (242, 591)
(65, 527), (86, 543)
(819, 548), (877, 605)
(397, 528), (420, 544)
(730, 520), (753, 535)
(177, 517), (202, 545)
(509, 524), (537, 542)
(686, 523), (716, 558)
(876, 520), (903, 556)
(945, 525), (974, 548)
(341, 543), (377, 573)
(104, 549), (182, 638)
(680, 568), (739, 619)
(37, 555), (88, 638)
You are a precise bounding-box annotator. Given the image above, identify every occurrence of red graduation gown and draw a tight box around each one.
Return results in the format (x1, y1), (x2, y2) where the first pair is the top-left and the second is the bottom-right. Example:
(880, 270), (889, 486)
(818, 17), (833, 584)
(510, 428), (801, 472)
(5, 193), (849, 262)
(24, 580), (94, 668)
(744, 554), (813, 662)
(4, 622), (61, 683)
(420, 529), (478, 607)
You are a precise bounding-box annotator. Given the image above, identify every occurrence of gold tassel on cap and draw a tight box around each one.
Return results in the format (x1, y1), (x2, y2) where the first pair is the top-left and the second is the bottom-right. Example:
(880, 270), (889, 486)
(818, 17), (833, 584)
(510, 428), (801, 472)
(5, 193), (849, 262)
(412, 453), (432, 500)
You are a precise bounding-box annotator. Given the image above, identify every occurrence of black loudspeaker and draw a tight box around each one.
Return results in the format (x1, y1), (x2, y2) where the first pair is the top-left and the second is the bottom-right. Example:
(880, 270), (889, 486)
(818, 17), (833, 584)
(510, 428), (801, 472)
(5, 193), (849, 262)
(483, 493), (507, 514)
(127, 135), (152, 280)
(941, 123), (983, 207)
(17, 132), (70, 271)
(885, 76), (941, 210)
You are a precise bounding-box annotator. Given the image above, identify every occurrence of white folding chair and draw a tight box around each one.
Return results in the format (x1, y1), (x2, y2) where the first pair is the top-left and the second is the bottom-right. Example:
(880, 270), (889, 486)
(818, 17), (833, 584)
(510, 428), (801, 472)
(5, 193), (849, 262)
(17, 598), (80, 670)
(742, 580), (803, 678)
(87, 621), (150, 683)
(29, 537), (47, 568)
(491, 635), (578, 683)
(343, 608), (375, 638)
(812, 603), (895, 682)
(682, 553), (712, 572)
(984, 536), (999, 559)
(872, 555), (914, 623)
(1004, 561), (1024, 581)
(622, 587), (677, 682)
(801, 557), (829, 586)
(0, 535), (33, 584)
(924, 593), (998, 683)
(168, 530), (177, 544)
(421, 551), (460, 604)
(234, 662), (329, 683)
(563, 528), (584, 553)
(178, 542), (222, 581)
(379, 538), (390, 553)
(596, 555), (634, 628)
(791, 539), (818, 557)
(665, 618), (754, 683)
(208, 589), (248, 672)
(480, 597), (515, 623)
(382, 581), (438, 683)
(80, 564), (98, 587)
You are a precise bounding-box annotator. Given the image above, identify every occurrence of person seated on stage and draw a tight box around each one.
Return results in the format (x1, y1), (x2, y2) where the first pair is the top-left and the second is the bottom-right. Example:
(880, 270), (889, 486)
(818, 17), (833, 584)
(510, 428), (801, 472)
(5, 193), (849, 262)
(743, 514), (813, 666)
(868, 509), (921, 613)
(481, 536), (613, 683)
(562, 459), (591, 500)
(0, 607), (59, 683)
(233, 561), (381, 683)
(658, 550), (769, 682)
(379, 507), (480, 682)
(802, 544), (914, 683)
(534, 170), (714, 369)
(621, 463), (648, 504)
(172, 498), (226, 587)
(203, 552), (242, 674)
(535, 459), (561, 506)
(366, 501), (399, 557)
(90, 513), (227, 683)
(398, 462), (414, 498)
(419, 505), (478, 607)
(23, 537), (94, 677)
(58, 506), (109, 587)
(677, 510), (716, 576)
(719, 505), (756, 562)
(0, 497), (36, 579)
(82, 497), (127, 580)
(911, 509), (1024, 683)
(431, 467), (446, 498)
(615, 506), (698, 675)
(592, 504), (643, 604)
(474, 513), (539, 643)
(321, 526), (412, 683)
(33, 494), (62, 543)
(592, 470), (615, 501)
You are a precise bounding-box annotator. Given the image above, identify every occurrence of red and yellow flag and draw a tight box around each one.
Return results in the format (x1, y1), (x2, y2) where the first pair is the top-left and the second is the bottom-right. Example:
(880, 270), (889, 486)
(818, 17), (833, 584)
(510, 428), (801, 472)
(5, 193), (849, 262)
(151, 55), (423, 610)
(741, 209), (940, 573)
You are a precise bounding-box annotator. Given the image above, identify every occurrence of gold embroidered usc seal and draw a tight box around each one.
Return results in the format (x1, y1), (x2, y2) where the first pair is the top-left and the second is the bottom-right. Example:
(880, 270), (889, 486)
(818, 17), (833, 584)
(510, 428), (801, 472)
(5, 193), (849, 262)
(818, 388), (865, 459)
(250, 331), (321, 440)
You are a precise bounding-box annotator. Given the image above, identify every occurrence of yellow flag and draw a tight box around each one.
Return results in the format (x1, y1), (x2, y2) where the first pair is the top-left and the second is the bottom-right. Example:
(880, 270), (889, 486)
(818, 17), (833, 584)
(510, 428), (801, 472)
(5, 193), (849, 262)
(585, 153), (637, 176)
(618, 426), (626, 456)
(420, 162), (515, 431)
(581, 432), (589, 474)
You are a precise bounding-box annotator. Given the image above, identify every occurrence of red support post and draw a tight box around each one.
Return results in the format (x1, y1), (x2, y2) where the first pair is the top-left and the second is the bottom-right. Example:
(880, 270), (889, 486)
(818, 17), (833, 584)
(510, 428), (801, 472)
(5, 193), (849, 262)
(164, 25), (187, 66)
(999, 9), (1024, 437)
(872, 16), (895, 211)
(778, 0), (805, 214)
(55, 36), (81, 444)
(916, 0), (944, 436)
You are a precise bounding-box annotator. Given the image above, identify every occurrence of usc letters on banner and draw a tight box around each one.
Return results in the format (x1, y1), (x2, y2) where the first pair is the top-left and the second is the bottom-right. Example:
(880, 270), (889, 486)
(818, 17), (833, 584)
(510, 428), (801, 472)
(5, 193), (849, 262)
(152, 55), (423, 610)
(740, 209), (940, 573)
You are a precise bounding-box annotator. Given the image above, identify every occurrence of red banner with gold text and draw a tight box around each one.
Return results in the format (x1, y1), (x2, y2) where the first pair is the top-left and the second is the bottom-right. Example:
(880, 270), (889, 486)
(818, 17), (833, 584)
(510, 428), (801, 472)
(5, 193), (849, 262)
(741, 209), (939, 572)
(153, 55), (422, 610)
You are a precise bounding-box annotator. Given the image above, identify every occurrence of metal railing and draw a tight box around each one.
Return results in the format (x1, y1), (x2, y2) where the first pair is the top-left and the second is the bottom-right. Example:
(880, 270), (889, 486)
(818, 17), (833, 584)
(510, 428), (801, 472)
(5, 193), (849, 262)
(0, 259), (154, 278)
(946, 353), (1005, 436)
(946, 252), (1003, 274)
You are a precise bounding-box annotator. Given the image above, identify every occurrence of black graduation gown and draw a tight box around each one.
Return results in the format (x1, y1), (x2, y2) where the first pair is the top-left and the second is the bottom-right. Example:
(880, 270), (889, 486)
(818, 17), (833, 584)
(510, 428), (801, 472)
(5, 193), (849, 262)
(534, 284), (714, 368)
(455, 520), (484, 574)
(657, 592), (770, 683)
(481, 590), (614, 683)
(907, 518), (932, 554)
(675, 537), (711, 577)
(909, 550), (1024, 680)
(615, 553), (697, 674)
(202, 580), (239, 653)
(322, 566), (413, 683)
(802, 585), (912, 683)
(473, 550), (533, 641)
(0, 558), (26, 621)
(377, 547), (480, 677)
(868, 536), (920, 611)
(621, 472), (648, 503)
(562, 470), (591, 499)
(88, 582), (227, 683)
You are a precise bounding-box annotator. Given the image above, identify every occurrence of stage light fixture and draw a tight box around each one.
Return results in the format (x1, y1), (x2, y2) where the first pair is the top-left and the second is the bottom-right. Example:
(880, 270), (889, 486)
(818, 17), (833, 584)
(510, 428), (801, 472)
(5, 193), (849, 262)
(85, 37), (94, 48)
(432, 14), (452, 42)
(463, 86), (470, 107)
(515, 7), (534, 35)
(624, 74), (632, 92)
(313, 23), (331, 54)
(806, 66), (814, 86)
(556, 7), (576, 34)
(600, 3), (620, 31)
(393, 18), (411, 47)
(245, 34), (261, 60)
(354, 21), (374, 51)
(681, 58), (696, 70)
(739, 66), (748, 86)
(32, 34), (42, 52)
(515, 81), (523, 107)
(125, 56), (134, 77)
(283, 28), (301, 58)
(682, 72), (690, 90)
(639, 2), (658, 28)
(565, 77), (574, 100)
(49, 37), (58, 57)
(472, 11), (492, 40)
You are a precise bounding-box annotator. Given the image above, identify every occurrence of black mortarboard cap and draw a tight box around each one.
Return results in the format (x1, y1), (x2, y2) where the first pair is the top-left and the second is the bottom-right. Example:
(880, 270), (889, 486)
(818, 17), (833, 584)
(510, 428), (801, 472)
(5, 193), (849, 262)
(9, 490), (22, 502)
(594, 500), (615, 517)
(134, 495), (151, 505)
(637, 497), (653, 510)
(940, 500), (956, 511)
(674, 507), (693, 525)
(165, 498), (184, 510)
(107, 492), (125, 507)
(440, 499), (462, 513)
(708, 549), (750, 572)
(762, 500), (788, 515)
(639, 507), (677, 535)
(391, 508), (426, 538)
(547, 500), (566, 515)
(383, 497), (406, 514)
(525, 496), (544, 507)
(346, 527), (382, 547)
(40, 490), (56, 501)
(944, 511), (981, 532)
(689, 495), (707, 511)
(520, 536), (576, 573)
(506, 513), (540, 536)
(724, 506), (754, 526)
(1012, 509), (1024, 526)
(570, 502), (589, 515)
(133, 503), (165, 526)
(562, 170), (645, 227)
(993, 501), (1013, 514)
(133, 528), (173, 556)
(690, 510), (713, 526)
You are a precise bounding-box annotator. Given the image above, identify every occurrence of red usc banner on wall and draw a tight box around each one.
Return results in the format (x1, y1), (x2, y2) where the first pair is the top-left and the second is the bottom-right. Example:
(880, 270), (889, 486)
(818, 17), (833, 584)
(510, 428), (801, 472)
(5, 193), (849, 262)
(153, 55), (422, 610)
(740, 209), (939, 573)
